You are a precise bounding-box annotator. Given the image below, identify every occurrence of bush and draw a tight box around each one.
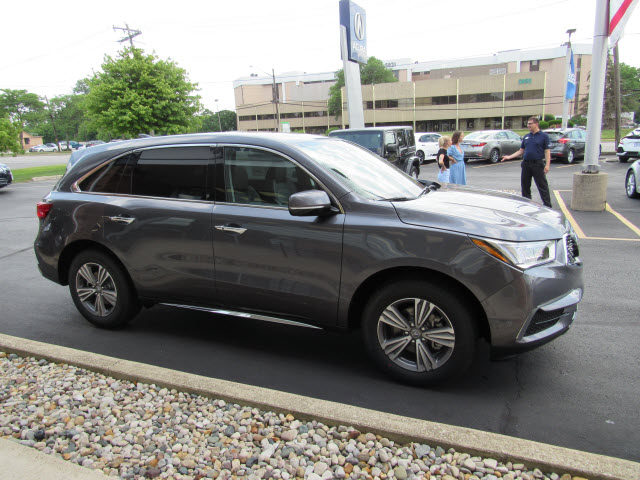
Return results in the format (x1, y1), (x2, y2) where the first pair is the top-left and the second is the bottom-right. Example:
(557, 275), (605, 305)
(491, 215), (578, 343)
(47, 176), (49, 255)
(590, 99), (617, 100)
(538, 120), (550, 129)
(570, 115), (587, 126)
(543, 114), (555, 122)
(548, 119), (562, 126)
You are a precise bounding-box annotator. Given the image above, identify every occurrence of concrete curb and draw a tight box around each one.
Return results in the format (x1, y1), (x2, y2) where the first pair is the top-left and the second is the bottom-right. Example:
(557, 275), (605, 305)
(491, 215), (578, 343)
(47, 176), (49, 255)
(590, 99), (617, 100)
(1, 333), (638, 480)
(31, 175), (63, 181)
(0, 438), (105, 480)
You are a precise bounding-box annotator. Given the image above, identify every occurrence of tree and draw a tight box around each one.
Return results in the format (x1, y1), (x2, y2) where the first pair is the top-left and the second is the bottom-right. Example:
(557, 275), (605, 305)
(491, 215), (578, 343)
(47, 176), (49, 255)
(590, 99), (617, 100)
(578, 58), (640, 128)
(0, 89), (45, 148)
(328, 56), (398, 118)
(85, 47), (203, 138)
(0, 115), (21, 155)
(198, 109), (237, 132)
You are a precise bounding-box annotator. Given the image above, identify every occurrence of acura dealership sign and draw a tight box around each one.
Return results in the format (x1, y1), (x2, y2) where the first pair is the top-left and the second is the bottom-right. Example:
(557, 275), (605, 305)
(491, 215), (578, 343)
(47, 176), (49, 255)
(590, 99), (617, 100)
(339, 0), (367, 64)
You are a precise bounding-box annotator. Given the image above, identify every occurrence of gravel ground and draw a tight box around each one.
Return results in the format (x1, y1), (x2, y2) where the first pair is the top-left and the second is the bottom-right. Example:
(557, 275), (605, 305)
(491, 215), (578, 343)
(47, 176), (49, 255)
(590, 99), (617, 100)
(0, 352), (587, 480)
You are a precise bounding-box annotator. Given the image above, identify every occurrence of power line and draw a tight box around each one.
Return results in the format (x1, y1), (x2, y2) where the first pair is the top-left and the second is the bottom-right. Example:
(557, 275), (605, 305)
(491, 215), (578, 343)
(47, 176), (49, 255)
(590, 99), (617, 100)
(113, 23), (142, 49)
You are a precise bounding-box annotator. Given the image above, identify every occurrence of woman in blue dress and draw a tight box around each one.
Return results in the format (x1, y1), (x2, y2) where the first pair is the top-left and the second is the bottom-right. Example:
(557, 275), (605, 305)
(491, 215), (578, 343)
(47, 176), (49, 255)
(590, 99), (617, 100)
(447, 131), (467, 185)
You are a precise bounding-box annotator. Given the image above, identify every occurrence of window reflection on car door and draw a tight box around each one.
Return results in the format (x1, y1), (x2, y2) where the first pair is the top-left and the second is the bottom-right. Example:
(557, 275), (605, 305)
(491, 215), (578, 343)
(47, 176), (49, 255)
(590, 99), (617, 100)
(212, 146), (345, 326)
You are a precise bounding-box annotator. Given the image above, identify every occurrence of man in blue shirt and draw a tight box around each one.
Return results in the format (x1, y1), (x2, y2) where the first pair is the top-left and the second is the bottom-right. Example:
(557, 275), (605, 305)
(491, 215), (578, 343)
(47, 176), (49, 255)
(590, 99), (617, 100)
(501, 117), (552, 208)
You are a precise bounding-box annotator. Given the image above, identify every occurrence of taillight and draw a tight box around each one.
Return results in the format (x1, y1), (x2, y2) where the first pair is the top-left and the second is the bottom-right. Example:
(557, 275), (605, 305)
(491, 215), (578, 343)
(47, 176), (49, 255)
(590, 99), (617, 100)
(37, 202), (52, 219)
(471, 142), (487, 147)
(558, 138), (569, 144)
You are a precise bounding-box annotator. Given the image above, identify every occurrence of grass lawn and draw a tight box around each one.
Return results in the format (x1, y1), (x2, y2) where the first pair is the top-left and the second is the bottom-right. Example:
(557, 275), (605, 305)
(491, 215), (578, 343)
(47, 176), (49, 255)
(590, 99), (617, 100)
(11, 165), (67, 183)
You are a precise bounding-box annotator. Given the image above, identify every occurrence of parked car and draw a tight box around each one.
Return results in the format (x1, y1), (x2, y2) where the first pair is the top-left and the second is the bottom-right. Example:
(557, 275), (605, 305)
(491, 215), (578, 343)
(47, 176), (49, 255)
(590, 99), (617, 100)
(616, 130), (640, 163)
(544, 128), (602, 164)
(77, 140), (106, 150)
(0, 163), (13, 189)
(415, 132), (442, 162)
(328, 126), (422, 179)
(34, 132), (583, 386)
(626, 160), (640, 198)
(58, 141), (80, 151)
(461, 130), (522, 163)
(29, 143), (57, 152)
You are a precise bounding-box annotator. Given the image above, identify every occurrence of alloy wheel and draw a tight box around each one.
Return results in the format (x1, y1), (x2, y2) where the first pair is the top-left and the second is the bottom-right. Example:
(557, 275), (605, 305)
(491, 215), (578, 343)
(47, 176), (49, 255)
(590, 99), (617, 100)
(376, 297), (455, 372)
(627, 171), (638, 198)
(75, 262), (118, 317)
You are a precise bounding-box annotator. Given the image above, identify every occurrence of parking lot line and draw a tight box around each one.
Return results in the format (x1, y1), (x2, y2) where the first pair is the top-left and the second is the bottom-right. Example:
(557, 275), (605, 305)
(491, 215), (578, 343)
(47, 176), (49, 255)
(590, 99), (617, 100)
(554, 190), (640, 241)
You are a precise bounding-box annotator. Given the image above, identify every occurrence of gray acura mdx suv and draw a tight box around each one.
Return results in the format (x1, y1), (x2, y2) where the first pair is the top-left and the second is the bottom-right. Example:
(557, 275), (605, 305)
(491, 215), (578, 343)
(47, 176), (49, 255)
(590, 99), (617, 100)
(34, 132), (583, 385)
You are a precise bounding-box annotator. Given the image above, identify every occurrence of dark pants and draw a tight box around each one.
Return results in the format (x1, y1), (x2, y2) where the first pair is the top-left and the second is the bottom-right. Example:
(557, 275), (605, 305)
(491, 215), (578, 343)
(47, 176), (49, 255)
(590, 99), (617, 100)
(521, 160), (552, 208)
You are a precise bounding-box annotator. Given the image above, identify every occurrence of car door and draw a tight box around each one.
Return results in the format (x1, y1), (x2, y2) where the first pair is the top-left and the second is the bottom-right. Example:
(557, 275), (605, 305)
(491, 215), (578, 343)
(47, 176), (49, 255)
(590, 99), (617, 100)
(211, 145), (344, 327)
(99, 146), (216, 304)
(505, 131), (522, 155)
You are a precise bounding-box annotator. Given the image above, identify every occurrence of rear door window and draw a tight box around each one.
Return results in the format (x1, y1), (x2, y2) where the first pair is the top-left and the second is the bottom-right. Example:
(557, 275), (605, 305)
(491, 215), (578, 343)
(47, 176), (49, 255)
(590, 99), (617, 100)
(78, 154), (134, 194)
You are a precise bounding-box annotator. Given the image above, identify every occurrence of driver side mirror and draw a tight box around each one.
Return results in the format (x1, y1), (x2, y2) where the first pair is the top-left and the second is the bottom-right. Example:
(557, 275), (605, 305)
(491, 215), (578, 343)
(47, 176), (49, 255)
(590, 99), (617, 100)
(288, 190), (335, 216)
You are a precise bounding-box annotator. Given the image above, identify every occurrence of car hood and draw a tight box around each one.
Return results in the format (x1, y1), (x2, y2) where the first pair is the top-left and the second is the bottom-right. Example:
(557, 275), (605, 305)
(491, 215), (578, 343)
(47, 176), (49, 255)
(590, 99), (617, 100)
(392, 184), (567, 241)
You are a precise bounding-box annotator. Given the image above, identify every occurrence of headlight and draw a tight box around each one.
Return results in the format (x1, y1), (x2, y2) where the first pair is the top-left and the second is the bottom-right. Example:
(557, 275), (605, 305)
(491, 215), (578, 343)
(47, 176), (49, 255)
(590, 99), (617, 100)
(471, 237), (557, 270)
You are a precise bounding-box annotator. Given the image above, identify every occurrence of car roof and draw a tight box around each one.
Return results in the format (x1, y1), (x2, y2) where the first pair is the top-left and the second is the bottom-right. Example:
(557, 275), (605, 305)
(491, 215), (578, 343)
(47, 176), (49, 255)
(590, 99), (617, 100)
(330, 126), (414, 134)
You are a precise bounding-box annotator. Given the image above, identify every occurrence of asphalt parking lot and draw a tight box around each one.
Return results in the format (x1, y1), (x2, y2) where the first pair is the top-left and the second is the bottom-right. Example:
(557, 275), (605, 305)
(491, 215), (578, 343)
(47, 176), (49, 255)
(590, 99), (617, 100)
(0, 153), (638, 463)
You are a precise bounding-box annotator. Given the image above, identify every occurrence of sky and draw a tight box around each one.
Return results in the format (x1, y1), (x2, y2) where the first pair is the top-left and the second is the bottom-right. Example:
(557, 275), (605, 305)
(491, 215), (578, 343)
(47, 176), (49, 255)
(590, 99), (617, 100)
(2, 0), (639, 113)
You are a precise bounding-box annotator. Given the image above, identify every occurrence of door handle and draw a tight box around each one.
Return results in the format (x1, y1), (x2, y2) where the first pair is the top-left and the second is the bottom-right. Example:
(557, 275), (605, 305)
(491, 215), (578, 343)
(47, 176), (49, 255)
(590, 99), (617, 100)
(215, 225), (247, 234)
(107, 216), (135, 225)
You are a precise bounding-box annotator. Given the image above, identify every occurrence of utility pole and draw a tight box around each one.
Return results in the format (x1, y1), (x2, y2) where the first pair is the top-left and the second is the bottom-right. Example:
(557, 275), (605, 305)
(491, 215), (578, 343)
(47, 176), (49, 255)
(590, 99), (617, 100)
(272, 69), (280, 132)
(614, 45), (622, 149)
(561, 28), (576, 130)
(113, 23), (141, 50)
(215, 99), (223, 132)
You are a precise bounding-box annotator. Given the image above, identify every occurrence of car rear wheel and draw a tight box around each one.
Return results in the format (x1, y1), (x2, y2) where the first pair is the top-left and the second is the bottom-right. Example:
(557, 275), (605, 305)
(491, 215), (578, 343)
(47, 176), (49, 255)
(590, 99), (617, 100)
(69, 249), (140, 329)
(564, 149), (575, 164)
(416, 150), (425, 162)
(489, 149), (500, 164)
(627, 171), (639, 198)
(361, 280), (477, 386)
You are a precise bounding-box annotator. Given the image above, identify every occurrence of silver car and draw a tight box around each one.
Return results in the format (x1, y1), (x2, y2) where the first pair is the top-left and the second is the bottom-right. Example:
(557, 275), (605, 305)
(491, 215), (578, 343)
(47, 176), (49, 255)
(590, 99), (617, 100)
(462, 130), (522, 163)
(626, 160), (640, 198)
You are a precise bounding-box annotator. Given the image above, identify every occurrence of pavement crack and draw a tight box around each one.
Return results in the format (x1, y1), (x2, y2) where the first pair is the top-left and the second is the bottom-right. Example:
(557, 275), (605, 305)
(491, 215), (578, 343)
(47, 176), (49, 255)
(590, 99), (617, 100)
(0, 247), (32, 260)
(498, 356), (524, 436)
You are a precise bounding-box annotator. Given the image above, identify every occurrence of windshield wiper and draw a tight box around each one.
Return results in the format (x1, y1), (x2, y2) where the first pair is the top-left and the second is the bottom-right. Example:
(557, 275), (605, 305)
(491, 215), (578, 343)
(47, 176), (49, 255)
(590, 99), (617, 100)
(378, 196), (411, 202)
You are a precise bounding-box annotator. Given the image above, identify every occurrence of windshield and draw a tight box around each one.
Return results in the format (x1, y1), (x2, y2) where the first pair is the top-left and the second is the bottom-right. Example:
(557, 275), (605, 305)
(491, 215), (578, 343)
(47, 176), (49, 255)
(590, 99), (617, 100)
(296, 138), (423, 201)
(464, 131), (491, 140)
(328, 131), (384, 155)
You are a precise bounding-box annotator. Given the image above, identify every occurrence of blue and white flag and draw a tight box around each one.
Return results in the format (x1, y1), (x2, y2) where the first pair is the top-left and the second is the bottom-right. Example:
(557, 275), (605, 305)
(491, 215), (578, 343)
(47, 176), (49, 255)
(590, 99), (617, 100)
(566, 49), (576, 100)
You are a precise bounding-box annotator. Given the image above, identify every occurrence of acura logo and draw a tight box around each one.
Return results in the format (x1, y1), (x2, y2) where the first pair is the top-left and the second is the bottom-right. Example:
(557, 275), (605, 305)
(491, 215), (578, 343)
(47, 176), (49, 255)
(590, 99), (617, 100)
(354, 12), (365, 41)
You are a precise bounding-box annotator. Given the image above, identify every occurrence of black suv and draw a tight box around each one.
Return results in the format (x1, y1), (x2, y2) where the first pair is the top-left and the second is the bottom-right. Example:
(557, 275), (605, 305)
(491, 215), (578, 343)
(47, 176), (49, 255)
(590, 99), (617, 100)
(34, 132), (583, 386)
(328, 126), (421, 179)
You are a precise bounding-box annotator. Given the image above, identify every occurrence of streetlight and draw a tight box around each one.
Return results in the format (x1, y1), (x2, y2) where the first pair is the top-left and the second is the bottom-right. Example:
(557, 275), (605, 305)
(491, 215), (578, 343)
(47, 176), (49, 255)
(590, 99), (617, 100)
(250, 65), (280, 131)
(215, 99), (222, 132)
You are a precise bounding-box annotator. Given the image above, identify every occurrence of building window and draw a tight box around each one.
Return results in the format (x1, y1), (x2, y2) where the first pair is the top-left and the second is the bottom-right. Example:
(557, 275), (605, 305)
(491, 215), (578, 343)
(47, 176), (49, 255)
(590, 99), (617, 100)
(504, 89), (544, 101)
(458, 92), (503, 104)
(530, 60), (539, 72)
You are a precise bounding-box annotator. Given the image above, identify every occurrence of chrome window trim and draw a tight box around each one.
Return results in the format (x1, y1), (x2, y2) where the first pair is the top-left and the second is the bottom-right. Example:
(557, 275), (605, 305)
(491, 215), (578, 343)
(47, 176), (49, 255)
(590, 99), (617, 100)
(71, 142), (344, 214)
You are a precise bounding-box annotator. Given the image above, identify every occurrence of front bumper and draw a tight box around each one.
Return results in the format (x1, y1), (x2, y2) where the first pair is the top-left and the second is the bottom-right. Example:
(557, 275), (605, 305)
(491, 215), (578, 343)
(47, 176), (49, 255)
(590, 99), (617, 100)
(481, 241), (583, 354)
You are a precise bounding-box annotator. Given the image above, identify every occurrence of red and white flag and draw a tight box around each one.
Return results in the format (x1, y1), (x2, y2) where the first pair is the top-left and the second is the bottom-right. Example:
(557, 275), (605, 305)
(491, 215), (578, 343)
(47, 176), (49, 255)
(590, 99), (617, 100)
(609, 0), (639, 47)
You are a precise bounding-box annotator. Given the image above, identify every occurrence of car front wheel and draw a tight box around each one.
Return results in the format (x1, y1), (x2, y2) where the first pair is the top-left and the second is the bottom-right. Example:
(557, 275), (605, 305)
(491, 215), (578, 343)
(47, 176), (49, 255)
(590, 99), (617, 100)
(619, 156), (629, 163)
(69, 249), (140, 329)
(627, 171), (639, 198)
(361, 280), (477, 386)
(409, 165), (419, 179)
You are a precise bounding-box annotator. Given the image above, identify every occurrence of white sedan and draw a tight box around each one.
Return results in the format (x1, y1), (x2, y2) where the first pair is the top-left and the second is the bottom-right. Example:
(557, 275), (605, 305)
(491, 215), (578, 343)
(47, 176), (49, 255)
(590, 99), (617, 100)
(415, 132), (442, 162)
(617, 130), (640, 163)
(29, 143), (58, 152)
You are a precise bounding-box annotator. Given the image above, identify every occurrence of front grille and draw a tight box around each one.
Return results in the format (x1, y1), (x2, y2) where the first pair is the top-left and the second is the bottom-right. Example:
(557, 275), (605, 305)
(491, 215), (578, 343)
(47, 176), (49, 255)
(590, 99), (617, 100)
(525, 308), (564, 336)
(564, 234), (579, 265)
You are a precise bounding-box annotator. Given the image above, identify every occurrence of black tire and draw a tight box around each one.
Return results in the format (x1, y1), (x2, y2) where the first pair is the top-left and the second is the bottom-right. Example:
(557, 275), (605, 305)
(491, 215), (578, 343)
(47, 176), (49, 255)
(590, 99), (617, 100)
(489, 149), (500, 164)
(627, 171), (639, 198)
(68, 249), (140, 329)
(564, 149), (575, 164)
(416, 150), (425, 163)
(619, 156), (629, 163)
(409, 165), (419, 180)
(361, 280), (478, 386)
